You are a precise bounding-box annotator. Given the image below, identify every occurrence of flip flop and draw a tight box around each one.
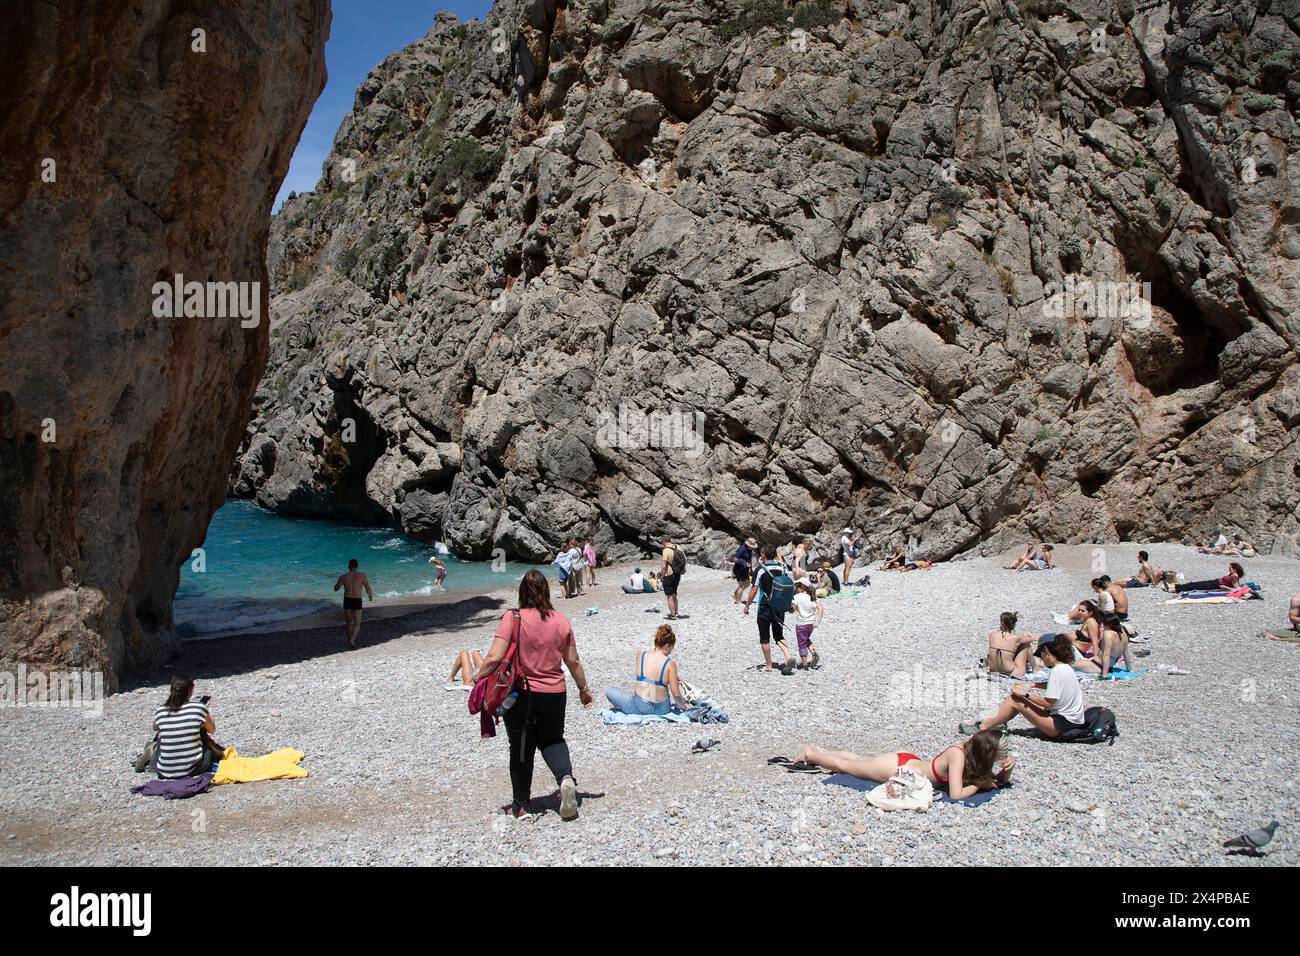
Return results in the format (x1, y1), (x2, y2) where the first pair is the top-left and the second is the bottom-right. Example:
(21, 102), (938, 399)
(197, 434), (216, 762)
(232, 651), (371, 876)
(784, 761), (824, 774)
(767, 756), (793, 765)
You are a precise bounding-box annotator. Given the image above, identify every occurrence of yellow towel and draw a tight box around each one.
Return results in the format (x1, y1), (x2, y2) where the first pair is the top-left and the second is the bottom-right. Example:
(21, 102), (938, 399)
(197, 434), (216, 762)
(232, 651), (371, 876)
(212, 747), (309, 785)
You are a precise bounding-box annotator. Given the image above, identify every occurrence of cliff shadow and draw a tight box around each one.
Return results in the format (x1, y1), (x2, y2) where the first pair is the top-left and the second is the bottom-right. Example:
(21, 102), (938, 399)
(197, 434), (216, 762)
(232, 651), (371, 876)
(123, 593), (506, 686)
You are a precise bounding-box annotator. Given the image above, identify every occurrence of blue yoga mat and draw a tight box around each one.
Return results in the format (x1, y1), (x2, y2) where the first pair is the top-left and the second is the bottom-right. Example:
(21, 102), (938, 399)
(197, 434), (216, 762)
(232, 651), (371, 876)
(822, 773), (1003, 807)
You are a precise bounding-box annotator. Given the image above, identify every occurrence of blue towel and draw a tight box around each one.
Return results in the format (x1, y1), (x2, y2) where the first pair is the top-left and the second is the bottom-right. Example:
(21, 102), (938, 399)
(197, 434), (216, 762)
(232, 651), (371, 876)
(1091, 667), (1146, 681)
(821, 773), (1002, 807)
(599, 709), (690, 725)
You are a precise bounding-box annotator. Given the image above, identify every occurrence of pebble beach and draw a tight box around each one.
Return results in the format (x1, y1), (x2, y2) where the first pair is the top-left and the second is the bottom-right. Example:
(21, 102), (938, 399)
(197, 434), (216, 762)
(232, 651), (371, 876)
(1, 544), (1295, 867)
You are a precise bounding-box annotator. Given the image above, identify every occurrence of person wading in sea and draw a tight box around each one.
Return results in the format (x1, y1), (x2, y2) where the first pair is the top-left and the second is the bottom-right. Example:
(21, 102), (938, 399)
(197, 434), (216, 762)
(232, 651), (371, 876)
(334, 558), (374, 649)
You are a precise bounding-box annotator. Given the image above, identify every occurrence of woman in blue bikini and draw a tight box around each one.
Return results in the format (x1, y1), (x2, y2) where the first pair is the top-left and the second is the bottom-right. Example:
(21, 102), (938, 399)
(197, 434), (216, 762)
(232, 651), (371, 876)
(604, 624), (691, 716)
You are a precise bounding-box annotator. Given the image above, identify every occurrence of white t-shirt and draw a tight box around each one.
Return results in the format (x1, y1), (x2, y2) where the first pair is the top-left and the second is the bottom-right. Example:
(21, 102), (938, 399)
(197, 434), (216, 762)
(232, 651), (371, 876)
(1095, 591), (1115, 613)
(629, 572), (644, 589)
(1044, 663), (1085, 725)
(840, 535), (852, 555)
(792, 592), (818, 625)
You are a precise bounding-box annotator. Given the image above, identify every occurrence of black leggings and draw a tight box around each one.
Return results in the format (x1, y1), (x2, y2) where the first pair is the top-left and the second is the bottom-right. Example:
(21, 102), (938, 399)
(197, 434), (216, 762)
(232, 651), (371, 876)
(1176, 578), (1226, 593)
(502, 690), (573, 809)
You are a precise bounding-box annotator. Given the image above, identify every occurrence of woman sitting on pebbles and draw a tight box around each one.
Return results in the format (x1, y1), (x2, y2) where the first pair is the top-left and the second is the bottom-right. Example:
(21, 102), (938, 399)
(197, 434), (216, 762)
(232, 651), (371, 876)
(785, 730), (1014, 801)
(1068, 600), (1107, 665)
(605, 624), (691, 716)
(147, 675), (225, 779)
(1068, 579), (1115, 621)
(986, 611), (1038, 677)
(1072, 611), (1131, 678)
(960, 634), (1085, 739)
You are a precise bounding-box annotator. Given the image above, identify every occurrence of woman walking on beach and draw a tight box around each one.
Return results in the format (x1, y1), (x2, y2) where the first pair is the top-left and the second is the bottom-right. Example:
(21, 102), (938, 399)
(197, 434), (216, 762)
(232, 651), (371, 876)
(474, 570), (594, 820)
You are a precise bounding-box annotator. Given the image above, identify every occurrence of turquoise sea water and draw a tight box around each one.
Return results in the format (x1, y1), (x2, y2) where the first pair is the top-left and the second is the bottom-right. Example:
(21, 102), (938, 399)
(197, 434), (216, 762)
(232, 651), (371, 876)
(174, 500), (538, 638)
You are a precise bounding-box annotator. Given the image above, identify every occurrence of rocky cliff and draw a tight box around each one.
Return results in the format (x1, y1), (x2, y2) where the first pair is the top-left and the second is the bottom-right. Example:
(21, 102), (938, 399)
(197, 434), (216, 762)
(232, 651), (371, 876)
(0, 0), (330, 687)
(237, 0), (1299, 567)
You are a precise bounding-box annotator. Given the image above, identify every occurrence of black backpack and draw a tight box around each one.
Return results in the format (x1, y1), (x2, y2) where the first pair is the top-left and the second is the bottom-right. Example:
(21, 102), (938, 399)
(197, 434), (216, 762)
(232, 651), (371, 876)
(1055, 706), (1119, 745)
(670, 546), (687, 577)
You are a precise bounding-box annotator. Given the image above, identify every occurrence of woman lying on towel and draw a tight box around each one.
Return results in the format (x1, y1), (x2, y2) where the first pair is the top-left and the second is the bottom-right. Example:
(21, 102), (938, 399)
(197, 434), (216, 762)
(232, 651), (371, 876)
(446, 649), (483, 690)
(1165, 561), (1243, 594)
(604, 624), (691, 716)
(791, 730), (1013, 801)
(986, 611), (1039, 677)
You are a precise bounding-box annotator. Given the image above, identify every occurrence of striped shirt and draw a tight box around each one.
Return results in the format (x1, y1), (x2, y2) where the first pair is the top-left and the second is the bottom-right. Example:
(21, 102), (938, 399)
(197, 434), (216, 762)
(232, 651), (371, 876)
(153, 701), (210, 778)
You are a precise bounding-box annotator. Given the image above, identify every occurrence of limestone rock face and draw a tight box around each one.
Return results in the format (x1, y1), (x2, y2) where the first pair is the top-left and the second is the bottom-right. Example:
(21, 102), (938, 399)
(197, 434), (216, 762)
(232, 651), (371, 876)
(240, 0), (1299, 567)
(0, 0), (330, 686)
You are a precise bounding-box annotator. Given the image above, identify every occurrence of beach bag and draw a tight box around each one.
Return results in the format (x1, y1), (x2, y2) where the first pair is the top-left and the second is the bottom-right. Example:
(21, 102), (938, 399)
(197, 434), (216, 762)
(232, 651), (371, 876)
(1055, 706), (1119, 745)
(677, 678), (701, 706)
(867, 767), (933, 811)
(670, 546), (687, 577)
(468, 610), (527, 738)
(761, 565), (795, 614)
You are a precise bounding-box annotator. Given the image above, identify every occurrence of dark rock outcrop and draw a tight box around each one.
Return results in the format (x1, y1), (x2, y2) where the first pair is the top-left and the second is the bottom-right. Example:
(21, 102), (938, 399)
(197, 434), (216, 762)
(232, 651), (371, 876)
(0, 0), (330, 687)
(239, 0), (1298, 566)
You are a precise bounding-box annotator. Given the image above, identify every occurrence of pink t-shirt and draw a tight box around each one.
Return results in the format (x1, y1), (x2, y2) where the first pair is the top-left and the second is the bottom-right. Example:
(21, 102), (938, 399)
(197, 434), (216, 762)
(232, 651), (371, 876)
(494, 608), (575, 694)
(583, 544), (596, 566)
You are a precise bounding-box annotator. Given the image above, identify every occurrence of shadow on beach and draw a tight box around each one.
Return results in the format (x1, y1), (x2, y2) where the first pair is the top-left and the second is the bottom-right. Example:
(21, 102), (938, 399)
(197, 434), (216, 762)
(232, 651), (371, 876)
(126, 593), (507, 687)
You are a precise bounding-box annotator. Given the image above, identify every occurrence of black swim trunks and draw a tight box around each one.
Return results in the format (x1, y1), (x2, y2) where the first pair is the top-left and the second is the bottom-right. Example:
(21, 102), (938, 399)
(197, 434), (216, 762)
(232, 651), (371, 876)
(732, 562), (751, 582)
(1052, 714), (1083, 736)
(343, 596), (363, 610)
(661, 574), (679, 597)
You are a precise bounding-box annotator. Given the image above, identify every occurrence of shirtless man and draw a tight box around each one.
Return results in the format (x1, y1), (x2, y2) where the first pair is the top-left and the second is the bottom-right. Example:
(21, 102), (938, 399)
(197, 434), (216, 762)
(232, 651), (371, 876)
(1266, 594), (1300, 642)
(1103, 575), (1129, 619)
(1121, 550), (1161, 588)
(334, 559), (374, 649)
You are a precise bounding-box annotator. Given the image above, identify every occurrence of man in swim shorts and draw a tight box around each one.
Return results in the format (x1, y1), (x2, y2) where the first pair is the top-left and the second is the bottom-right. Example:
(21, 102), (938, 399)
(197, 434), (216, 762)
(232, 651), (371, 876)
(334, 558), (374, 649)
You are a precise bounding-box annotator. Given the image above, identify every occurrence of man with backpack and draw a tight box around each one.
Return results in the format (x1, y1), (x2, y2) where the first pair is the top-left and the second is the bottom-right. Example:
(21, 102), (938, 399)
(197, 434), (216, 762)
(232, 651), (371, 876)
(743, 544), (796, 675)
(661, 537), (686, 620)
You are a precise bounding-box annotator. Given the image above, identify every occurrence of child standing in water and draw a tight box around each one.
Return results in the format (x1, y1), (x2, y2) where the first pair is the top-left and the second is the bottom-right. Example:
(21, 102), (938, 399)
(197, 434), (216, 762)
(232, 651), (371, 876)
(429, 556), (447, 591)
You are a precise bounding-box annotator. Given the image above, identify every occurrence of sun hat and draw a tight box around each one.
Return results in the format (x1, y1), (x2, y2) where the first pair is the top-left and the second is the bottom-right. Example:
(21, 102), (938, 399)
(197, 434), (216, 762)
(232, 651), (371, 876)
(842, 527), (853, 533)
(867, 767), (933, 811)
(745, 537), (757, 547)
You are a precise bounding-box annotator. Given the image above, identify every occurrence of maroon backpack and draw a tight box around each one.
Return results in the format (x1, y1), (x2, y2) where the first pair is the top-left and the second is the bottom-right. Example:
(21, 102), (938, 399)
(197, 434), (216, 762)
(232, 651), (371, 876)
(468, 610), (527, 738)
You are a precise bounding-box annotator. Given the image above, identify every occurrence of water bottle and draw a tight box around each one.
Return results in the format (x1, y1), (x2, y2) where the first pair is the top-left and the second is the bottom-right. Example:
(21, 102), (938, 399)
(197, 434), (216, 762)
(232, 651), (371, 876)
(498, 690), (520, 713)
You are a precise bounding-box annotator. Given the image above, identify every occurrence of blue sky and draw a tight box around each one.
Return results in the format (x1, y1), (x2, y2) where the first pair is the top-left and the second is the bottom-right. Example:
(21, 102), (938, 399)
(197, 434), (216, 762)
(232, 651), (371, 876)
(275, 1), (494, 210)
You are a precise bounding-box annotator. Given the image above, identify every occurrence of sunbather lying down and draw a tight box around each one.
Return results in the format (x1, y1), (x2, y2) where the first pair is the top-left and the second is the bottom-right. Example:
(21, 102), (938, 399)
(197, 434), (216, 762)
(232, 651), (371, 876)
(775, 730), (1013, 801)
(446, 649), (482, 689)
